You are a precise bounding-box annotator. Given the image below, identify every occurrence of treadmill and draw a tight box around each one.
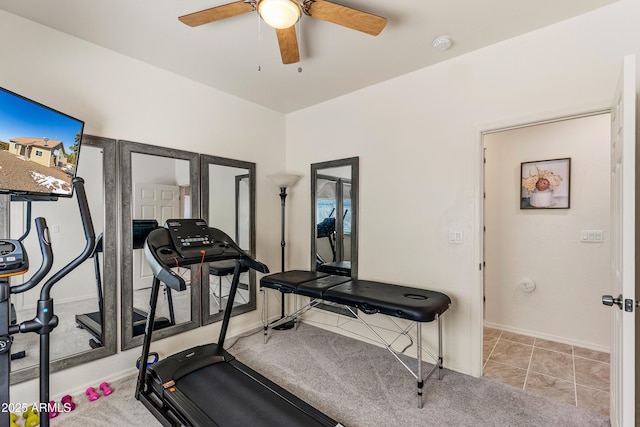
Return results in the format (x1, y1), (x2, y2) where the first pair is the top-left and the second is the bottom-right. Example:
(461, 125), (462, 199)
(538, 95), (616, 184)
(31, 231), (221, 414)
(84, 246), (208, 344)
(75, 221), (173, 347)
(136, 219), (343, 427)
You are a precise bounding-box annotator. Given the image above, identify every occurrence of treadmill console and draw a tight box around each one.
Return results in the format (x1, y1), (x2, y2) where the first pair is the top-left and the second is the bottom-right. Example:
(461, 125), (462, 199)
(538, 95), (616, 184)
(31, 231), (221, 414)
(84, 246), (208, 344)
(0, 239), (28, 278)
(164, 219), (216, 257)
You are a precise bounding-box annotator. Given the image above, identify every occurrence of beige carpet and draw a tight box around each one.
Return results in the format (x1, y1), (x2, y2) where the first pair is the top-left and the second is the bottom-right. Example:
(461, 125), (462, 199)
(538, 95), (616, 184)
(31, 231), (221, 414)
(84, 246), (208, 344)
(45, 322), (609, 426)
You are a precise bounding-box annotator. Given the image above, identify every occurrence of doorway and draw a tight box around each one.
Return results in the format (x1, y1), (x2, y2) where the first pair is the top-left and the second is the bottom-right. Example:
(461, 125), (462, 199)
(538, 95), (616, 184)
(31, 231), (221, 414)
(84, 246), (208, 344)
(481, 112), (611, 416)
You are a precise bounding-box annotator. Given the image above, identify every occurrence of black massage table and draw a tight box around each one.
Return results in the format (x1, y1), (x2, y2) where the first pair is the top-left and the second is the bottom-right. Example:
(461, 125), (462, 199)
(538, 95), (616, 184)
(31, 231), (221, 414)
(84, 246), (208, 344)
(260, 270), (451, 408)
(317, 261), (351, 277)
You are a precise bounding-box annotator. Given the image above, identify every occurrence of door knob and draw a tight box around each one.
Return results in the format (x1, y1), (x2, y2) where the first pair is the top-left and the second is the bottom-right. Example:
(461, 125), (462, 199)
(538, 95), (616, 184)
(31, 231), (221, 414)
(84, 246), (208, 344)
(602, 294), (623, 309)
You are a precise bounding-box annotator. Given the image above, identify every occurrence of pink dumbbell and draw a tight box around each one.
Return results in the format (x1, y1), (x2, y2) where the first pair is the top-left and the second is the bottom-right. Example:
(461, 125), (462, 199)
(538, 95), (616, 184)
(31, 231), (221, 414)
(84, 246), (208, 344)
(48, 401), (58, 419)
(61, 395), (76, 411)
(99, 382), (113, 396)
(86, 387), (100, 401)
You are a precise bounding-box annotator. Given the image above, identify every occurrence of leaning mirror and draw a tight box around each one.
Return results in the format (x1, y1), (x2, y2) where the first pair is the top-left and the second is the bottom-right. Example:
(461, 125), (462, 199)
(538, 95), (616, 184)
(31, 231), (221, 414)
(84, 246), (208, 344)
(311, 157), (359, 279)
(120, 140), (200, 350)
(200, 155), (256, 325)
(1, 135), (117, 383)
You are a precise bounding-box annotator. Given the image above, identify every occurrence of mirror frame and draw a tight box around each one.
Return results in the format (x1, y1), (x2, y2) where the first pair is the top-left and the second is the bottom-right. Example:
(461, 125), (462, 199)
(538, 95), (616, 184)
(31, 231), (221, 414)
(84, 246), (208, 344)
(0, 134), (118, 383)
(119, 140), (201, 350)
(200, 155), (257, 325)
(310, 157), (359, 279)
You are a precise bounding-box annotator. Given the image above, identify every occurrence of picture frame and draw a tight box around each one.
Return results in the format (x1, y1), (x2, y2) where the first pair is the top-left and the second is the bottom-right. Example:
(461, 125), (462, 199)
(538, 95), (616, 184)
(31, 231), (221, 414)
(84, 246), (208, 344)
(520, 158), (571, 209)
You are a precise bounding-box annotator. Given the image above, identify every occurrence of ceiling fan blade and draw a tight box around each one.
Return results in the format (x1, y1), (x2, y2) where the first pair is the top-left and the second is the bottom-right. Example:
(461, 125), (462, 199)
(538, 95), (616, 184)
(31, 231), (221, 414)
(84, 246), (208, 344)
(307, 0), (387, 36)
(276, 26), (300, 64)
(179, 1), (255, 27)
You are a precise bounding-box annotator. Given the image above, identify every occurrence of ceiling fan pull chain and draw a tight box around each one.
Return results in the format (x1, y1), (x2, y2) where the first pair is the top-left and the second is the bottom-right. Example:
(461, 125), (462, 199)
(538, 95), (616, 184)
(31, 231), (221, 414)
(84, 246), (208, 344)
(297, 19), (303, 72)
(257, 14), (262, 71)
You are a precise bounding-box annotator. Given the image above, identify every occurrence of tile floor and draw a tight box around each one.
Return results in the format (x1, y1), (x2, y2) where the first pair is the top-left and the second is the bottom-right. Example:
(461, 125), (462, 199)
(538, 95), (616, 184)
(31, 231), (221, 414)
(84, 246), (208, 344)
(483, 327), (610, 416)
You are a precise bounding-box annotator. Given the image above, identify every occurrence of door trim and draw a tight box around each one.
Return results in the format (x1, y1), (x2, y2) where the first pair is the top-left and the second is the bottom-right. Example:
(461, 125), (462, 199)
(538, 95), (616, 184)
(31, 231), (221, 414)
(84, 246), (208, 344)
(473, 107), (610, 377)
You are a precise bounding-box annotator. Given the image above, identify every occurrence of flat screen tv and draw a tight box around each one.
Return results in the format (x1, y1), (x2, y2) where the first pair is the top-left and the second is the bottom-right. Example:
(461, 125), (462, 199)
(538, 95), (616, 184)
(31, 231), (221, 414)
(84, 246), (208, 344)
(0, 86), (85, 198)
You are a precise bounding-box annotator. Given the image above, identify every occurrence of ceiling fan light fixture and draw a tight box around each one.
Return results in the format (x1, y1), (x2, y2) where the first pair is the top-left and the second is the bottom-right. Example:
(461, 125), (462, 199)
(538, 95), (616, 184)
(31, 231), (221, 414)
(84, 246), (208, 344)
(258, 0), (301, 29)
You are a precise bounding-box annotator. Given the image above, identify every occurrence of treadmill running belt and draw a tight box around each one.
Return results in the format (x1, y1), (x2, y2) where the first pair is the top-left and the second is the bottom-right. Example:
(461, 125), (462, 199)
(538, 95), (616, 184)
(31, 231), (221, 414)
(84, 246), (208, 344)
(177, 361), (335, 427)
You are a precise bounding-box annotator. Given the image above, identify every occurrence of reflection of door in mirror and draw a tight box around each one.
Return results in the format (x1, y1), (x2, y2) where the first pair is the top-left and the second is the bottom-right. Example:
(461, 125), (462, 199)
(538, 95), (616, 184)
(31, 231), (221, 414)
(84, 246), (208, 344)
(120, 140), (200, 351)
(311, 157), (358, 279)
(130, 153), (193, 333)
(3, 135), (118, 384)
(131, 182), (180, 292)
(201, 156), (256, 325)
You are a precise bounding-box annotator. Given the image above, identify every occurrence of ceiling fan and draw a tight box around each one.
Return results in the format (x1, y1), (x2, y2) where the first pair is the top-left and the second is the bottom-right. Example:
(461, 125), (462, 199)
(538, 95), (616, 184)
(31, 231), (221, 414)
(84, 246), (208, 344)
(179, 0), (387, 64)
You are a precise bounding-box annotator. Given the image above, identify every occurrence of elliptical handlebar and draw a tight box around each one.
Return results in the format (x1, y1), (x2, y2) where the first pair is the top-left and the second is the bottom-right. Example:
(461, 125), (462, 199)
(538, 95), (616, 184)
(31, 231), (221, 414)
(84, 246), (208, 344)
(40, 177), (96, 300)
(10, 217), (53, 294)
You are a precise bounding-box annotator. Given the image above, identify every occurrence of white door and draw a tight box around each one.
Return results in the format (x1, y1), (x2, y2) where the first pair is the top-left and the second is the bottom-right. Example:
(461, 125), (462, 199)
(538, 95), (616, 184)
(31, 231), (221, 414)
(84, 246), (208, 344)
(605, 54), (636, 426)
(132, 182), (180, 290)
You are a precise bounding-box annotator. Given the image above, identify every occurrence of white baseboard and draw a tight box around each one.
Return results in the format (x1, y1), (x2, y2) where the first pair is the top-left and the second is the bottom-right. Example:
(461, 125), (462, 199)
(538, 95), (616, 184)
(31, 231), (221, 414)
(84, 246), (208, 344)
(483, 321), (610, 354)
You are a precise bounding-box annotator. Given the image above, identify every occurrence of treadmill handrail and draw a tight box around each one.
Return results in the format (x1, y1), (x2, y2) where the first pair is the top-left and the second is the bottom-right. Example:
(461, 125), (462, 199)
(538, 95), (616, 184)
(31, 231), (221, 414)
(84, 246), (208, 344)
(143, 226), (269, 292)
(143, 233), (186, 292)
(208, 227), (268, 274)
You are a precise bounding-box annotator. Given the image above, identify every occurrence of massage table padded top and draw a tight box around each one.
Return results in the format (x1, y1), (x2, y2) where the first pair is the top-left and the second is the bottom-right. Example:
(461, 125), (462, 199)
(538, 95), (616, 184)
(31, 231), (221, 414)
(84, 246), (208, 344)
(260, 271), (451, 322)
(317, 261), (352, 277)
(296, 275), (353, 298)
(260, 270), (330, 292)
(323, 280), (450, 322)
(260, 270), (351, 298)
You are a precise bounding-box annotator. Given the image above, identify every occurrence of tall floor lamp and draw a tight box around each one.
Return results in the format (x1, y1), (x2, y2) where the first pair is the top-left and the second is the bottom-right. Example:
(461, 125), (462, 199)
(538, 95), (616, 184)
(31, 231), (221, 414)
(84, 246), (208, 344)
(267, 173), (300, 330)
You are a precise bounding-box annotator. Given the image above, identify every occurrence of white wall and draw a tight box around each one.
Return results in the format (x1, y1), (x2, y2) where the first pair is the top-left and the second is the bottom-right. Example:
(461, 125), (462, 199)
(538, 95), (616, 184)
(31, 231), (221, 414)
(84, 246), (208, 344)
(286, 0), (640, 376)
(4, 0), (640, 403)
(0, 10), (287, 403)
(484, 114), (611, 351)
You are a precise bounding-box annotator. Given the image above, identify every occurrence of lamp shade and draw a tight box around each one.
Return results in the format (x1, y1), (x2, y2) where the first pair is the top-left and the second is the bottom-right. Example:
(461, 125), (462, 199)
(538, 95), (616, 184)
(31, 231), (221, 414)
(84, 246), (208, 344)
(268, 173), (301, 189)
(258, 0), (301, 29)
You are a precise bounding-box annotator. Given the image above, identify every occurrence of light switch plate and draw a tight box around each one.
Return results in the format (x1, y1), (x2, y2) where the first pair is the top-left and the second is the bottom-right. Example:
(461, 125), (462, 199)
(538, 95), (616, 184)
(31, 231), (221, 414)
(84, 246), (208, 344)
(581, 229), (603, 242)
(448, 231), (463, 244)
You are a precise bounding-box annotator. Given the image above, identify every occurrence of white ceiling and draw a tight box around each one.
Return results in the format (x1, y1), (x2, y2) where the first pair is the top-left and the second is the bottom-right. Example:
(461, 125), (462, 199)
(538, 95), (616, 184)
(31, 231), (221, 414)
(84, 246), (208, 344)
(0, 0), (618, 113)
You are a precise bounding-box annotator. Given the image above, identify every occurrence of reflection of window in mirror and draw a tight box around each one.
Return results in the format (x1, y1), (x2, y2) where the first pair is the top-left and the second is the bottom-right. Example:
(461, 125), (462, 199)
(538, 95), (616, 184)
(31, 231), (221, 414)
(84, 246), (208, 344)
(311, 157), (358, 279)
(316, 166), (351, 265)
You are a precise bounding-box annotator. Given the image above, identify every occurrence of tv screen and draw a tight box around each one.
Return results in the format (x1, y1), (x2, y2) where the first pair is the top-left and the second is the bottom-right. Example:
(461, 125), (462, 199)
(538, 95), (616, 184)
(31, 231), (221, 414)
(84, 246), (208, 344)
(0, 86), (85, 198)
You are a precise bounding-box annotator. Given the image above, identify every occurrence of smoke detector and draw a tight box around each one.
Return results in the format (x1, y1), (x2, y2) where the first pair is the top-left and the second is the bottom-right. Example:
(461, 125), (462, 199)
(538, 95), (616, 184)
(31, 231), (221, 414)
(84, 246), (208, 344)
(432, 35), (452, 51)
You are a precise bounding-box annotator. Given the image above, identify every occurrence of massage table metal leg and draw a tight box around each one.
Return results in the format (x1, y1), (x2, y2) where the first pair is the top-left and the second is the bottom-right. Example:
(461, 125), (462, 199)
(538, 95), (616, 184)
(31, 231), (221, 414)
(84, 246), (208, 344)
(339, 307), (445, 408)
(263, 292), (323, 342)
(438, 313), (443, 380)
(417, 322), (423, 408)
(294, 295), (299, 330)
(263, 287), (268, 344)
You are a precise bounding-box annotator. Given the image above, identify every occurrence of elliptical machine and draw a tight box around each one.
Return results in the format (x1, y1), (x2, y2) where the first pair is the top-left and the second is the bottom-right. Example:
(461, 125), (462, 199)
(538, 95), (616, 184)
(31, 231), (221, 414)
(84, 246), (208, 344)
(0, 177), (95, 427)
